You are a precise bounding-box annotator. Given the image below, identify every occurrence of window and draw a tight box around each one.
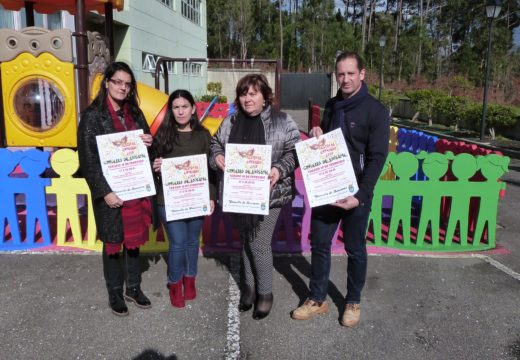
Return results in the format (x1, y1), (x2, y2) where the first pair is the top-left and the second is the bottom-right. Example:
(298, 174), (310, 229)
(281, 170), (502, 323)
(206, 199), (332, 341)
(14, 78), (65, 131)
(0, 5), (15, 28)
(47, 12), (62, 30)
(0, 6), (62, 30)
(182, 62), (202, 77)
(181, 0), (200, 25)
(157, 0), (173, 9)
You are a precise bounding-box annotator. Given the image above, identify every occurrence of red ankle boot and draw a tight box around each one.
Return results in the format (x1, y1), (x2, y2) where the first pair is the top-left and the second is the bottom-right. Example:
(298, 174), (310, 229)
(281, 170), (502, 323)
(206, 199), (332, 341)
(183, 276), (196, 301)
(167, 281), (185, 308)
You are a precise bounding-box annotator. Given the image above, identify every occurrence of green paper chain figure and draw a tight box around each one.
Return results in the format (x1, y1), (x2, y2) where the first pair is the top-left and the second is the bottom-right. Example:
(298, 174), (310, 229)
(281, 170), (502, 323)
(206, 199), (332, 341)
(369, 151), (509, 251)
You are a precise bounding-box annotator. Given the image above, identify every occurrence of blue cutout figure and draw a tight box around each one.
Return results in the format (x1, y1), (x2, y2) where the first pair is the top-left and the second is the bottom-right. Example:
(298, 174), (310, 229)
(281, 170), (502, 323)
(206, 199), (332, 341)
(0, 149), (24, 246)
(18, 149), (52, 246)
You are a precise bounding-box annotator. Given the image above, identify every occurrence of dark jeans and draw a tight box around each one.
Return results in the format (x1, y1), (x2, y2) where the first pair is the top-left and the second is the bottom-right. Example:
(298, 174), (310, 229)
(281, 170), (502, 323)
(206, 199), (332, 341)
(158, 206), (203, 283)
(309, 203), (371, 304)
(103, 244), (141, 291)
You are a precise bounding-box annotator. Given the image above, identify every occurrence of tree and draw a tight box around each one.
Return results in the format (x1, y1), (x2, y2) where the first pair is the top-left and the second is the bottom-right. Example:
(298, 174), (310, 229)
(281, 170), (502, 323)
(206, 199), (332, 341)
(232, 0), (253, 59)
(205, 0), (520, 109)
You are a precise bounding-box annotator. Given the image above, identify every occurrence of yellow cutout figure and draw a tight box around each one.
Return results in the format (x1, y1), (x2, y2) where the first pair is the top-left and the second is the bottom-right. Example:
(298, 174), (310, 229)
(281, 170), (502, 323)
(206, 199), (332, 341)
(46, 149), (100, 250)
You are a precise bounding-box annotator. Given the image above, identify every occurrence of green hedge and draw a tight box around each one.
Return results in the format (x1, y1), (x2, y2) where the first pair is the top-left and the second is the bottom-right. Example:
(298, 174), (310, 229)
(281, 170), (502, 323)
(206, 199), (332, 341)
(368, 85), (405, 115)
(460, 102), (518, 131)
(199, 95), (228, 103)
(405, 89), (445, 125)
(404, 89), (518, 132)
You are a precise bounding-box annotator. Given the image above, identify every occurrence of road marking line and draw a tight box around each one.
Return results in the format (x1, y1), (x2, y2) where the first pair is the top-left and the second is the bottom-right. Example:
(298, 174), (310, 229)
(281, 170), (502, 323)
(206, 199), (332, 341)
(378, 253), (520, 281)
(478, 255), (520, 281)
(224, 256), (240, 360)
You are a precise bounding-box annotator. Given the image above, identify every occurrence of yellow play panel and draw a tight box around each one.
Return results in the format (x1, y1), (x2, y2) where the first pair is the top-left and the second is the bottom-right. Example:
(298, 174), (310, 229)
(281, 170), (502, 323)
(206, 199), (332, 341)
(1, 52), (77, 147)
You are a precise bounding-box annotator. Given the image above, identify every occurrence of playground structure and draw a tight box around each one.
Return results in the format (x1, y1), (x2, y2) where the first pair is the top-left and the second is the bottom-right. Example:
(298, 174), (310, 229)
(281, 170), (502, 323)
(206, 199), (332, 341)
(0, 0), (512, 254)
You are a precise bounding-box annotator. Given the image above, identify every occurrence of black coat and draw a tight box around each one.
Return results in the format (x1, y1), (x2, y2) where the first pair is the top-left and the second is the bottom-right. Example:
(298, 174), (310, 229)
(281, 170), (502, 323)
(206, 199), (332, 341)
(321, 91), (390, 206)
(77, 104), (152, 244)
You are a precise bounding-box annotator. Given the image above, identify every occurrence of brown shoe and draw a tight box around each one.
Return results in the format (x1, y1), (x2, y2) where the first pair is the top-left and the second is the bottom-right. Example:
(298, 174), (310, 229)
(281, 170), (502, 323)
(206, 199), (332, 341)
(291, 299), (328, 320)
(341, 303), (361, 327)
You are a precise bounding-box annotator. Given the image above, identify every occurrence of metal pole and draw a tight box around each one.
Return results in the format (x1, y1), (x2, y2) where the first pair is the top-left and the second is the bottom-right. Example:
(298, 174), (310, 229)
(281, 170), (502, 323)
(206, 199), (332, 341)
(104, 2), (115, 62)
(163, 61), (169, 94)
(24, 1), (35, 26)
(378, 46), (384, 101)
(74, 0), (90, 113)
(307, 98), (313, 132)
(275, 59), (282, 110)
(480, 19), (494, 141)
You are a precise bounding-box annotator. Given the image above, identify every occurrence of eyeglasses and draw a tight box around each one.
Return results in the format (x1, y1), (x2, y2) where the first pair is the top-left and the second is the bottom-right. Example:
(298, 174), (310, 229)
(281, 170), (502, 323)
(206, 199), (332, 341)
(108, 78), (133, 89)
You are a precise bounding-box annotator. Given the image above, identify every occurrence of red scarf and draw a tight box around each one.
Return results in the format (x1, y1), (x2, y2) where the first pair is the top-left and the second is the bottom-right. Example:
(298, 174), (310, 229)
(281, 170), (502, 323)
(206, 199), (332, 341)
(105, 98), (152, 255)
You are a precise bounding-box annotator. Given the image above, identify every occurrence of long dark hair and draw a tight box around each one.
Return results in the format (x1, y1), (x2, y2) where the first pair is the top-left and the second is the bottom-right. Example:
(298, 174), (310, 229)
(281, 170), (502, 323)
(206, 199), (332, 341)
(153, 89), (204, 155)
(89, 62), (140, 112)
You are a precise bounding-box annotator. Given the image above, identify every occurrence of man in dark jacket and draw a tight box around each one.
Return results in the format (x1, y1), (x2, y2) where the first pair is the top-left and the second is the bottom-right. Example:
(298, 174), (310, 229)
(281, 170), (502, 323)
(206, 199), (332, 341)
(291, 51), (390, 327)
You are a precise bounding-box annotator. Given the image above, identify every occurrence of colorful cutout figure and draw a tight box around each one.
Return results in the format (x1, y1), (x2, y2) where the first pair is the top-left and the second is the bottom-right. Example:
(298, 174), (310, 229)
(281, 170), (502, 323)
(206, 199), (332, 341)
(415, 151), (453, 246)
(444, 153), (478, 246)
(387, 152), (420, 245)
(472, 154), (510, 244)
(46, 149), (97, 247)
(18, 149), (52, 245)
(0, 149), (24, 245)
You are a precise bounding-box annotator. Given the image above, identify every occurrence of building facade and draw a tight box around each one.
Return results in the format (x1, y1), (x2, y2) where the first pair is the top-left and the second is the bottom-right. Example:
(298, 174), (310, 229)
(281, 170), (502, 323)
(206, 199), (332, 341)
(0, 0), (208, 97)
(111, 0), (207, 96)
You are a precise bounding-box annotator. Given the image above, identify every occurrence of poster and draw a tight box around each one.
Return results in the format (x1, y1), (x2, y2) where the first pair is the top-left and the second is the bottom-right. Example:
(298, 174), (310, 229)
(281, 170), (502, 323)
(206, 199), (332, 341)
(222, 143), (272, 215)
(96, 129), (156, 201)
(296, 128), (358, 208)
(161, 154), (211, 221)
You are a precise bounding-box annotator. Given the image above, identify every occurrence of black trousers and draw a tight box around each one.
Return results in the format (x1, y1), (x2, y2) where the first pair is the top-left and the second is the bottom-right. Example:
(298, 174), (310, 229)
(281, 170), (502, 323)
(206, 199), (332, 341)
(309, 204), (371, 304)
(102, 244), (141, 291)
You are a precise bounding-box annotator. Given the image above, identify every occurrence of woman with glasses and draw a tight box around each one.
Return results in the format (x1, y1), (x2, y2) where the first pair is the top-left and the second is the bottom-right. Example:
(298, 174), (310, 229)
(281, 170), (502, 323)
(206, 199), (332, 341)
(77, 62), (154, 317)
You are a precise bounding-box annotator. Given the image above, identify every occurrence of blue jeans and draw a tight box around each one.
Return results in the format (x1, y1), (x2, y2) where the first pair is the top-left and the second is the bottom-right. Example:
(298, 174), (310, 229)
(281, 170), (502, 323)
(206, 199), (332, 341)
(158, 206), (203, 283)
(309, 204), (370, 304)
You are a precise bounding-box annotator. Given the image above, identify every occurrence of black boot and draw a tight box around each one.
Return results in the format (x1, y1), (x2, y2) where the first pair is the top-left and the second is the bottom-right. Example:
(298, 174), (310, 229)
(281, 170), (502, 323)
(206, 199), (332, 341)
(108, 289), (129, 316)
(253, 293), (273, 320)
(124, 286), (152, 309)
(239, 284), (255, 312)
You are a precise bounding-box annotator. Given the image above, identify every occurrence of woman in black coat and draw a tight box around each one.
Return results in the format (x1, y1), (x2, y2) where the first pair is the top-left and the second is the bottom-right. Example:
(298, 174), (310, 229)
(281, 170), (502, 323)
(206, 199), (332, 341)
(77, 62), (154, 316)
